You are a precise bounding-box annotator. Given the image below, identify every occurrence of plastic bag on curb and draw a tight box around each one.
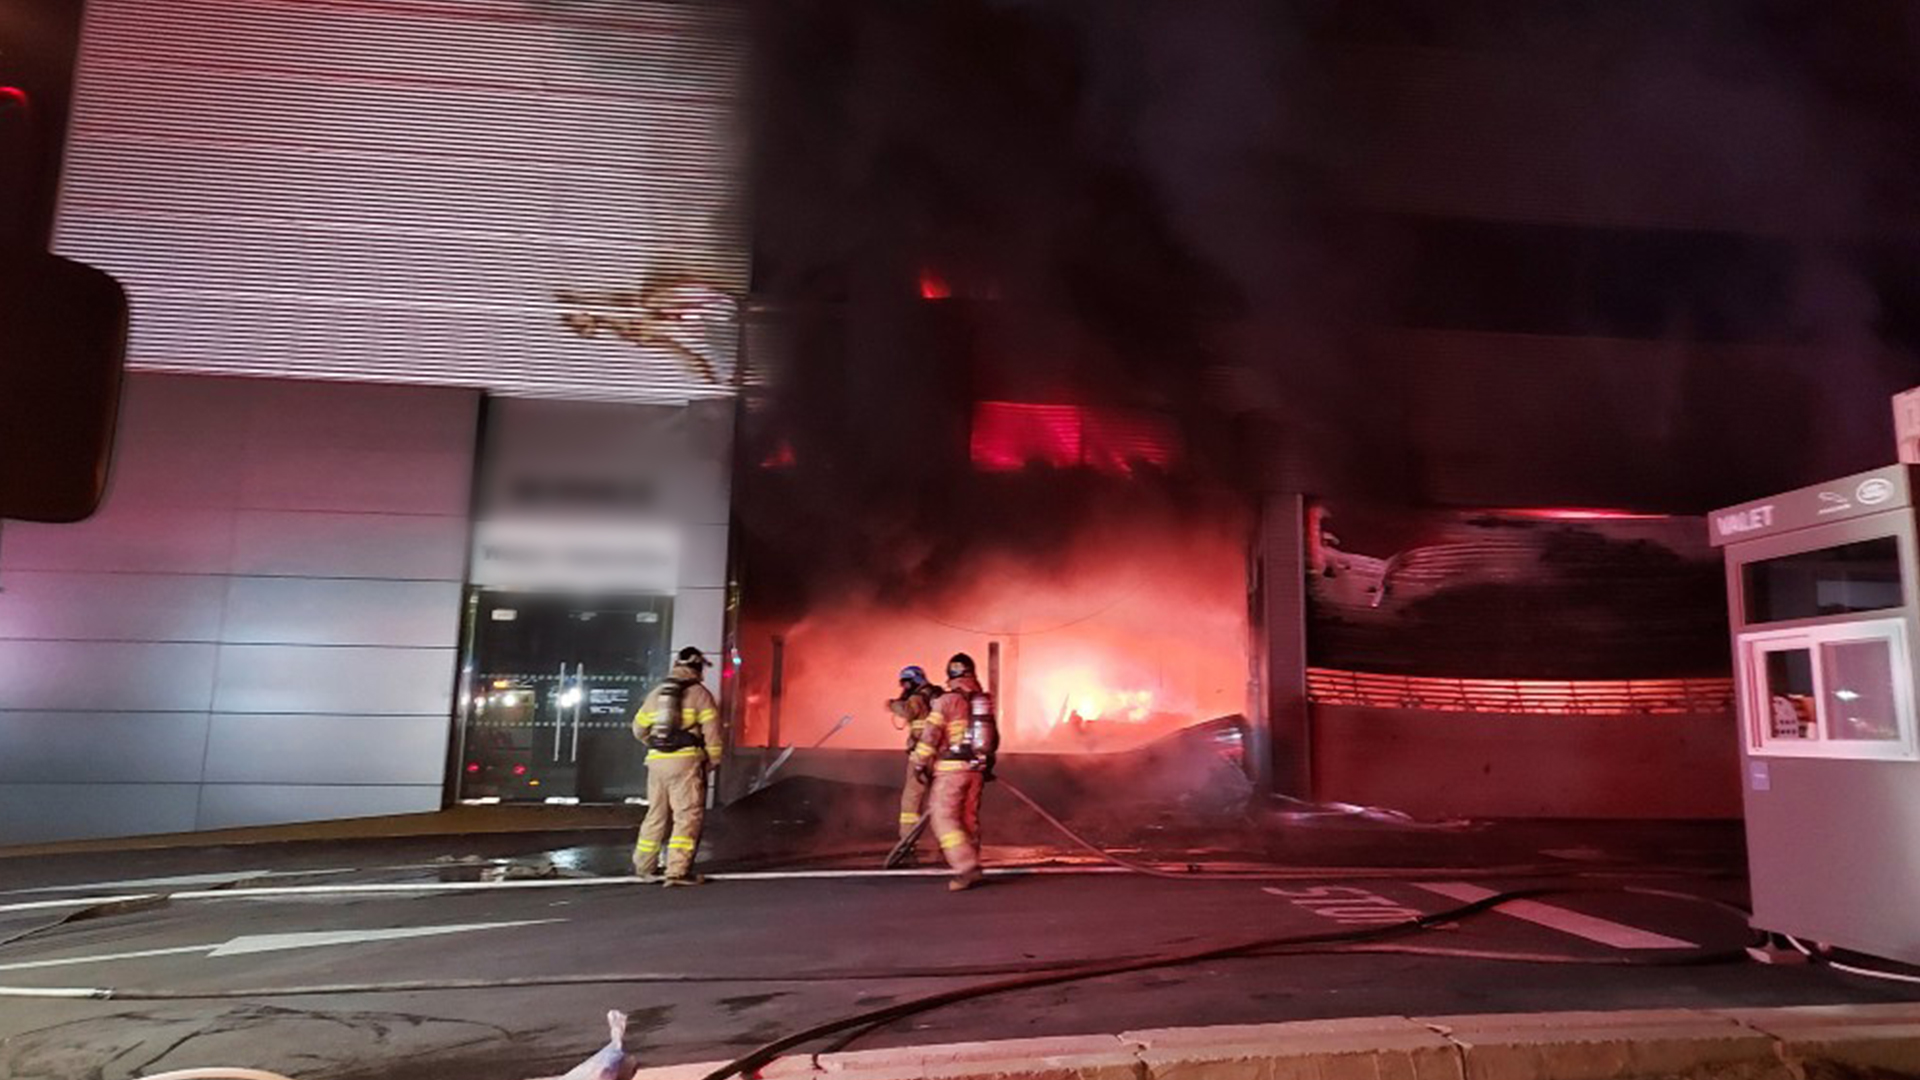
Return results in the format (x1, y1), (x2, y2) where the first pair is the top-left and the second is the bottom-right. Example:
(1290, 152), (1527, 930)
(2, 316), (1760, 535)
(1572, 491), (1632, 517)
(544, 1010), (638, 1080)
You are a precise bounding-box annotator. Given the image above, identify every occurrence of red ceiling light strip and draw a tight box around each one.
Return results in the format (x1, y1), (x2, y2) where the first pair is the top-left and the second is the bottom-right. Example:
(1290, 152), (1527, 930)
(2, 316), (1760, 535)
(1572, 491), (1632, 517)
(970, 401), (1178, 475)
(1493, 508), (1671, 521)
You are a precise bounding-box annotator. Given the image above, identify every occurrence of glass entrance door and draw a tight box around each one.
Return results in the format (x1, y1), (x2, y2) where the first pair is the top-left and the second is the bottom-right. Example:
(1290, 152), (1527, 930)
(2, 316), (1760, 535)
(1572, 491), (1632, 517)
(454, 591), (673, 803)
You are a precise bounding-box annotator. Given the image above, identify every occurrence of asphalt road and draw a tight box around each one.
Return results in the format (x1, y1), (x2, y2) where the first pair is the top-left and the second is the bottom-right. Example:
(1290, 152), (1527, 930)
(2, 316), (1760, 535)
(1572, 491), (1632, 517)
(3, 853), (1918, 1080)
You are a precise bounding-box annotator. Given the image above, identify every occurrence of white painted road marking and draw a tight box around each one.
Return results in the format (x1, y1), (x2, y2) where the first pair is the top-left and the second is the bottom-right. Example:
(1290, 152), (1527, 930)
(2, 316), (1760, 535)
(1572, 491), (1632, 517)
(0, 919), (557, 973)
(1263, 885), (1426, 924)
(1414, 882), (1696, 949)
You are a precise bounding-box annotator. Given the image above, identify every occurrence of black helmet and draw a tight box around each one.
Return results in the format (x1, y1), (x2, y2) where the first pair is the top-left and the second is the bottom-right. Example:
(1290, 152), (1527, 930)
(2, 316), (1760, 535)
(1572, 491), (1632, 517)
(946, 652), (976, 679)
(676, 646), (709, 672)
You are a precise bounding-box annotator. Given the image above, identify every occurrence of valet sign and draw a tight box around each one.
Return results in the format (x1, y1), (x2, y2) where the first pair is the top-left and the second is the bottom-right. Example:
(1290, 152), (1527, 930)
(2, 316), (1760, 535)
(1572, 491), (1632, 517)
(469, 520), (680, 594)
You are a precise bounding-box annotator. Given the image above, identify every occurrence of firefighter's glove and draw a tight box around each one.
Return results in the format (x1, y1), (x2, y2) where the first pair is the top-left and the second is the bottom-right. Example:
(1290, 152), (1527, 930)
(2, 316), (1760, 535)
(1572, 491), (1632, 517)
(914, 766), (932, 785)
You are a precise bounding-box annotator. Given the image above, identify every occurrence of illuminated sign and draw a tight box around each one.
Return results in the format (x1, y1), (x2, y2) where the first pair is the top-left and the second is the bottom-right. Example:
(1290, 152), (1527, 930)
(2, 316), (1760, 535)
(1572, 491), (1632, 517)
(1709, 465), (1916, 546)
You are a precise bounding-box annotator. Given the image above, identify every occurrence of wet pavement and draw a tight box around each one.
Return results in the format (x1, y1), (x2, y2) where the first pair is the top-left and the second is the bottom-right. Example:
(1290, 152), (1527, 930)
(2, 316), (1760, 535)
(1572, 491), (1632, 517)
(1, 774), (1917, 1080)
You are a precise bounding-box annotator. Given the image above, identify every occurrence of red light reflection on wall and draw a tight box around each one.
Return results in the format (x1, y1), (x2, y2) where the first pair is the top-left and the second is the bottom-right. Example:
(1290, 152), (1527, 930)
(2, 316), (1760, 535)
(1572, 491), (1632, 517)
(918, 269), (952, 300)
(759, 440), (797, 469)
(970, 402), (1176, 475)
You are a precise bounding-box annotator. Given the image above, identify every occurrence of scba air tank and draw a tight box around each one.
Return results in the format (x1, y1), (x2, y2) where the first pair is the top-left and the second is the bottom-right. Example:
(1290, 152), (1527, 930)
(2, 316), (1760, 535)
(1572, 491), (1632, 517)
(965, 691), (999, 762)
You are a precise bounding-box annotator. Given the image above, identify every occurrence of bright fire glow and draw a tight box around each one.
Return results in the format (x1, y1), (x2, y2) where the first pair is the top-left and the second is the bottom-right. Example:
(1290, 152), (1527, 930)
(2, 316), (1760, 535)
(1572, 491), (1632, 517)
(739, 512), (1245, 753)
(1042, 669), (1157, 725)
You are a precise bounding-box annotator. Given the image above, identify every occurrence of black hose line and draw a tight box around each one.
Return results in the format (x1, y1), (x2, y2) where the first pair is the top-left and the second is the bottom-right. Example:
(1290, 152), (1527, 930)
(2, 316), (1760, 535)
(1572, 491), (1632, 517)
(693, 883), (1751, 1080)
(692, 779), (1752, 1076)
(10, 911), (1746, 1002)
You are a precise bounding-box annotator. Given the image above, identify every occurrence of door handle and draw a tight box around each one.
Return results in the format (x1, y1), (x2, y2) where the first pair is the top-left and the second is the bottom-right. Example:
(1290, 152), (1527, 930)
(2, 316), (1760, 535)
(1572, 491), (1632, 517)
(569, 662), (585, 762)
(552, 661), (567, 762)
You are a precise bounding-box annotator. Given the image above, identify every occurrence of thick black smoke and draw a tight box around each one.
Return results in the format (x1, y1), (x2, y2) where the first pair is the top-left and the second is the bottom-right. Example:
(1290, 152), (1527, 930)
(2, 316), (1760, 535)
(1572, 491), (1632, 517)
(740, 0), (1920, 613)
(741, 0), (1258, 614)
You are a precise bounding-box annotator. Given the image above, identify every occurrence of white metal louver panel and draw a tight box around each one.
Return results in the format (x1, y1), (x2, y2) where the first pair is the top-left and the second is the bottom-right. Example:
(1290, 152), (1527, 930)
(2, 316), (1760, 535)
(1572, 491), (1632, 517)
(55, 0), (747, 403)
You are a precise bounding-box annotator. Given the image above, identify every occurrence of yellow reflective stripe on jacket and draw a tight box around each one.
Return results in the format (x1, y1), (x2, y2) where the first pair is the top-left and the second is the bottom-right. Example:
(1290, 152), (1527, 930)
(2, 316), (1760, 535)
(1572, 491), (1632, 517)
(637, 706), (715, 728)
(934, 759), (973, 772)
(647, 746), (706, 759)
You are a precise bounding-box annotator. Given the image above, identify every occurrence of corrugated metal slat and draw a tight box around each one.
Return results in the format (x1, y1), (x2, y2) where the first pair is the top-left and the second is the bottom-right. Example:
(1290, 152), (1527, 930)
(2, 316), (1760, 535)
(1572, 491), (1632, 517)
(56, 0), (746, 403)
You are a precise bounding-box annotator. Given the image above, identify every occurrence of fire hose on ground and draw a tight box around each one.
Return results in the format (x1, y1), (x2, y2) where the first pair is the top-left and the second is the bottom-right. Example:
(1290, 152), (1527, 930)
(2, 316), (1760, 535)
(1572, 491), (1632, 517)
(12, 777), (1758, 1079)
(692, 881), (1753, 1080)
(104, 883), (1749, 1080)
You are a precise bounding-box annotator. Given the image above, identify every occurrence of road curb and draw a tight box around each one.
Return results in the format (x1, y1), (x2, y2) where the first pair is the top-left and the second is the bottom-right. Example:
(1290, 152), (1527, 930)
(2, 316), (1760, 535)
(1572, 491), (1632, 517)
(624, 1006), (1920, 1080)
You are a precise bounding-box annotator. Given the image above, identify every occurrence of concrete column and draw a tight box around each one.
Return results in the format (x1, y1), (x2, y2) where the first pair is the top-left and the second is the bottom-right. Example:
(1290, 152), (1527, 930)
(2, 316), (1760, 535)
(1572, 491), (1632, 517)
(1259, 492), (1312, 797)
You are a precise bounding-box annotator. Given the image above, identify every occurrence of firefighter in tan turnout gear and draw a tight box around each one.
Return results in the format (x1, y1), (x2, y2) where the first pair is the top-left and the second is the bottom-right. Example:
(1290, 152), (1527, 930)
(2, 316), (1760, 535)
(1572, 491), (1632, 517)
(910, 653), (997, 891)
(632, 646), (723, 886)
(888, 665), (939, 863)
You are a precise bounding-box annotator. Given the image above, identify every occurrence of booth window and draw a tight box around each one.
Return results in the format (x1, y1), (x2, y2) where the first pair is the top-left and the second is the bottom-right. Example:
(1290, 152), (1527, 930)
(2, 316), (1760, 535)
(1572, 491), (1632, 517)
(1742, 537), (1903, 624)
(1742, 618), (1915, 760)
(1762, 649), (1815, 740)
(1823, 640), (1902, 742)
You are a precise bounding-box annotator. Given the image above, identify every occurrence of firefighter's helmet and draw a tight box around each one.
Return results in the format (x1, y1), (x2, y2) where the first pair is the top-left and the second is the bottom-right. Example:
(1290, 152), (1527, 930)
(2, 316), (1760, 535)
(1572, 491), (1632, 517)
(947, 653), (977, 680)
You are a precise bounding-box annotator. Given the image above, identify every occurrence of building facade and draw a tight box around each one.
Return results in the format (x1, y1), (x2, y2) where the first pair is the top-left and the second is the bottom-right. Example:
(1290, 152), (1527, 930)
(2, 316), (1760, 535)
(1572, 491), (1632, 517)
(0, 0), (746, 844)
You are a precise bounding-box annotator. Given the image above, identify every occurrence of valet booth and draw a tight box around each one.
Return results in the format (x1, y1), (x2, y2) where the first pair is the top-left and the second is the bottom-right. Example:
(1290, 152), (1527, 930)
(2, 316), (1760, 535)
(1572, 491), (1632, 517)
(1711, 463), (1920, 965)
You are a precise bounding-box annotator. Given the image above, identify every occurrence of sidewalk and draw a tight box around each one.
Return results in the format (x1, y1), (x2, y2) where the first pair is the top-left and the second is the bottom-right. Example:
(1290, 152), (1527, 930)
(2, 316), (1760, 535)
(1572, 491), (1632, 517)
(623, 1005), (1920, 1080)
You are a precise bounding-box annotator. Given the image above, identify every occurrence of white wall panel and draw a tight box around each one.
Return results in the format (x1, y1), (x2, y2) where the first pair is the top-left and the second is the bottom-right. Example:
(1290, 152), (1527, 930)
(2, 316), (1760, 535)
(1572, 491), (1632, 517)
(678, 524), (732, 590)
(243, 380), (482, 455)
(196, 783), (443, 831)
(0, 713), (211, 784)
(0, 642), (219, 712)
(0, 784), (202, 845)
(0, 373), (479, 845)
(0, 507), (236, 574)
(230, 511), (469, 581)
(102, 375), (251, 508)
(57, 0), (747, 404)
(222, 578), (463, 647)
(0, 572), (227, 643)
(671, 587), (726, 660)
(238, 449), (478, 516)
(211, 645), (458, 716)
(203, 715), (450, 785)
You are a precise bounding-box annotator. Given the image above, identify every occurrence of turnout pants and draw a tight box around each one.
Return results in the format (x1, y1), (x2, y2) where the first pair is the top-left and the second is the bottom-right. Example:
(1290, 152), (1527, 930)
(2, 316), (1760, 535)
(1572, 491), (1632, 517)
(928, 770), (984, 879)
(899, 762), (931, 843)
(634, 754), (706, 878)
